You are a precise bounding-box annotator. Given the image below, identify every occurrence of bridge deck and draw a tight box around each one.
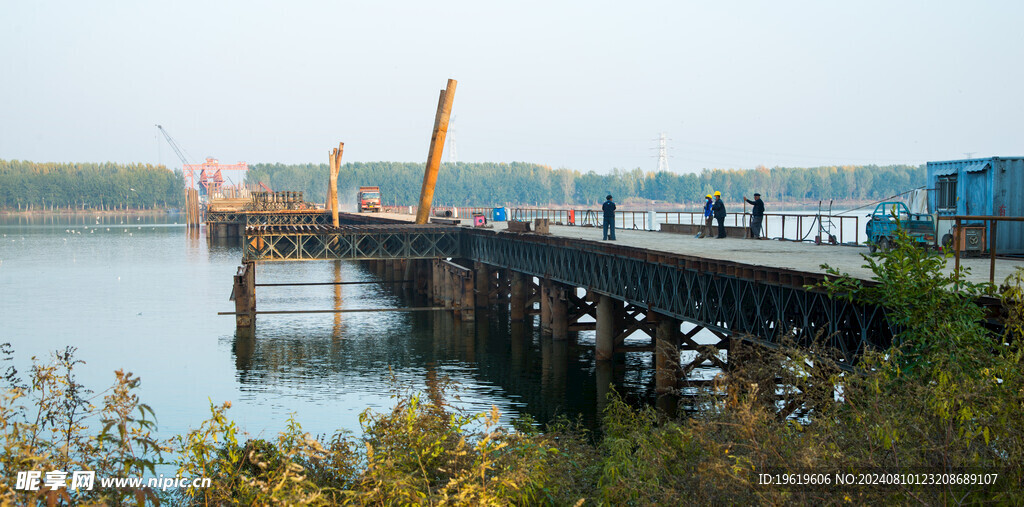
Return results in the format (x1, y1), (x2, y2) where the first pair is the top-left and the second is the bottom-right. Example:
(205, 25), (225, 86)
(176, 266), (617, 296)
(371, 212), (1024, 286)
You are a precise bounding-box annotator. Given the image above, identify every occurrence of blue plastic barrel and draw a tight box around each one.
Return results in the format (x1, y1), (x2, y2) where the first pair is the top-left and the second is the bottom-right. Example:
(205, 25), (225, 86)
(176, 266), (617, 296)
(493, 207), (507, 221)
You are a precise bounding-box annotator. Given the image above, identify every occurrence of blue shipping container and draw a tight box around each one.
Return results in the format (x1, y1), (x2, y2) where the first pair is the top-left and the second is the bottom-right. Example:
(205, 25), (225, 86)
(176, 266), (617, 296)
(927, 156), (1024, 254)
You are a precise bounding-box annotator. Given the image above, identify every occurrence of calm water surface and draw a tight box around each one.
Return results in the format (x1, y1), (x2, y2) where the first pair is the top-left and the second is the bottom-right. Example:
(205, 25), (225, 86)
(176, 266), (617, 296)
(0, 214), (655, 441)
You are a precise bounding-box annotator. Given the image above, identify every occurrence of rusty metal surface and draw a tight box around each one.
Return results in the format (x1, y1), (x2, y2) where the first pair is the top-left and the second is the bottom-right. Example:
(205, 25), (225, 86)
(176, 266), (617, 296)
(243, 223), (462, 261)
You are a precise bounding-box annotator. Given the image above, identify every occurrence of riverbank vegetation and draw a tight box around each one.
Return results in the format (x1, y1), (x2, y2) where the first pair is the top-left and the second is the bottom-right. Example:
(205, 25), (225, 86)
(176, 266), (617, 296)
(0, 160), (183, 211)
(2, 232), (1020, 505)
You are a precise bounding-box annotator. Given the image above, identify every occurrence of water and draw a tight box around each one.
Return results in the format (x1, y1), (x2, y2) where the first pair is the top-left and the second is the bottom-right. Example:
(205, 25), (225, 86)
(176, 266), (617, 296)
(0, 214), (657, 442)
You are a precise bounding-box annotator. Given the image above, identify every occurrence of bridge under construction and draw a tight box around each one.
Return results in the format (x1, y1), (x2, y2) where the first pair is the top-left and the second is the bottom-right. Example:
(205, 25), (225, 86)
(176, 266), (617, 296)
(206, 78), (1024, 414)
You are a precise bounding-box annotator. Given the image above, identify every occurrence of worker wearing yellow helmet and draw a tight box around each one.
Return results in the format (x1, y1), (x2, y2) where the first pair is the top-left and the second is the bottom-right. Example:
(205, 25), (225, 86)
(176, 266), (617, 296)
(712, 191), (727, 238)
(701, 193), (714, 238)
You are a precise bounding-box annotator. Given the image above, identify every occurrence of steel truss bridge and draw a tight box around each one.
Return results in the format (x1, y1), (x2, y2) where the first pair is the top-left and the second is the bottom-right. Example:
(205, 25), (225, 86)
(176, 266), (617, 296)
(467, 232), (900, 362)
(206, 210), (332, 227)
(241, 222), (900, 359)
(245, 224), (462, 261)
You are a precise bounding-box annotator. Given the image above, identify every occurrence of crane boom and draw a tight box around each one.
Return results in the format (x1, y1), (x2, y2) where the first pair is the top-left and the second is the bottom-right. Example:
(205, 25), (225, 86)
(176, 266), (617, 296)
(155, 125), (191, 166)
(156, 124), (203, 190)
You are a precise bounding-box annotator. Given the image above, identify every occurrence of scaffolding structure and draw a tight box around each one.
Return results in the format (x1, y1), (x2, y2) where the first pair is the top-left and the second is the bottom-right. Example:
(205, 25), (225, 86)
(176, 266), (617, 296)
(184, 157), (250, 198)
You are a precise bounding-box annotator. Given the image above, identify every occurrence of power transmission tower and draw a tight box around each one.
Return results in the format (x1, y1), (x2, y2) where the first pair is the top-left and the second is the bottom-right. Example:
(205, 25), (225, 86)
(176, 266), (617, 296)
(654, 132), (670, 172)
(963, 152), (976, 160)
(447, 115), (458, 164)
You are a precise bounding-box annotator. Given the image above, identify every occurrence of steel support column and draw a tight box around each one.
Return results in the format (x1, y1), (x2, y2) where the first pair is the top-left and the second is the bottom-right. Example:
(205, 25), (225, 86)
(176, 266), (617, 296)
(655, 315), (681, 394)
(551, 284), (569, 341)
(540, 279), (553, 335)
(596, 294), (616, 361)
(510, 271), (528, 321)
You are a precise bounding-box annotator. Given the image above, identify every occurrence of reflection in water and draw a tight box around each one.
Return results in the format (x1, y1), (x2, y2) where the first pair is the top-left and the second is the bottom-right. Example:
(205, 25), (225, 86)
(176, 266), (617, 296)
(333, 260), (343, 339)
(1, 214), (683, 440)
(229, 272), (655, 430)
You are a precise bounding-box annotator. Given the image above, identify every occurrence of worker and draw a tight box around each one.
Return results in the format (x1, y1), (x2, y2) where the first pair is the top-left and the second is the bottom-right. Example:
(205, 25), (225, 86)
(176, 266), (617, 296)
(744, 192), (765, 239)
(602, 194), (616, 240)
(712, 191), (727, 238)
(701, 194), (714, 238)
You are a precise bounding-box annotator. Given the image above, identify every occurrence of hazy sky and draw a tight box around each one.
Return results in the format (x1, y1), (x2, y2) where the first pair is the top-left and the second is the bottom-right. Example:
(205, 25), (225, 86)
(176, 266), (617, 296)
(2, 1), (1021, 174)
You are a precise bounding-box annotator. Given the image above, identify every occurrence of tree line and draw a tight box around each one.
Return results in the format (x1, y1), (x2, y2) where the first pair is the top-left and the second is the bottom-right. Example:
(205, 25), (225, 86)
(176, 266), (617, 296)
(248, 161), (925, 208)
(0, 160), (184, 211)
(0, 158), (924, 211)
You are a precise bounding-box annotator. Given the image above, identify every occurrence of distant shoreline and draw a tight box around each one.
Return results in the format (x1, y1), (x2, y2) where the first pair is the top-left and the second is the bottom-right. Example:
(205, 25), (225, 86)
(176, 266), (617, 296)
(0, 208), (179, 217)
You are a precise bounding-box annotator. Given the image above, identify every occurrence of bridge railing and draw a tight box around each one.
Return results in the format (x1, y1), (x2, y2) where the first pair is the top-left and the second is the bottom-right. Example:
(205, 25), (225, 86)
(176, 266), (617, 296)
(944, 215), (1024, 285)
(382, 205), (861, 244)
(657, 212), (860, 244)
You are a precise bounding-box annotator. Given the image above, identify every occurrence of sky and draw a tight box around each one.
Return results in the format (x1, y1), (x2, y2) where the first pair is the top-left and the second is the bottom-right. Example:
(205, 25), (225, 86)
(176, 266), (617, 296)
(1, 0), (1022, 174)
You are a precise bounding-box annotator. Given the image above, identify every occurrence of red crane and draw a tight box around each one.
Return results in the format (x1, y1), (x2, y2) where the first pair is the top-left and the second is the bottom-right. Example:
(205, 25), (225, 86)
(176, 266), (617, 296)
(185, 157), (249, 197)
(156, 125), (251, 197)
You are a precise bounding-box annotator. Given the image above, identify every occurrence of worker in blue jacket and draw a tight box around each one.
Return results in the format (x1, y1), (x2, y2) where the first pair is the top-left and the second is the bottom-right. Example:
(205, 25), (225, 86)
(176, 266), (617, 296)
(602, 194), (616, 240)
(701, 194), (714, 238)
(712, 191), (727, 238)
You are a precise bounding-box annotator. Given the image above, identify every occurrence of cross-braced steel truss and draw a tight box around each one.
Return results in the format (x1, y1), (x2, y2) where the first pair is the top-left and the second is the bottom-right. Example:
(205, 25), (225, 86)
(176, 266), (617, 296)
(464, 231), (895, 361)
(208, 211), (329, 228)
(245, 211), (330, 226)
(244, 224), (462, 262)
(206, 211), (242, 224)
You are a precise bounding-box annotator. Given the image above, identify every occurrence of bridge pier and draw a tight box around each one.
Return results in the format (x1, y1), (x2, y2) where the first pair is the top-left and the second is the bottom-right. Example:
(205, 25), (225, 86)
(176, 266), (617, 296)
(510, 271), (528, 321)
(430, 259), (475, 322)
(461, 270), (475, 322)
(432, 260), (442, 303)
(444, 266), (455, 309)
(550, 285), (569, 341)
(540, 279), (552, 335)
(232, 262), (256, 328)
(595, 294), (617, 361)
(419, 259), (432, 298)
(474, 262), (490, 308)
(654, 314), (681, 395)
(493, 269), (510, 303)
(526, 277), (541, 318)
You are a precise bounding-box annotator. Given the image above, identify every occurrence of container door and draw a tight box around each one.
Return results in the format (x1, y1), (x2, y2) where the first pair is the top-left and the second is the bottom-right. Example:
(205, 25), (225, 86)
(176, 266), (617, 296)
(963, 168), (989, 217)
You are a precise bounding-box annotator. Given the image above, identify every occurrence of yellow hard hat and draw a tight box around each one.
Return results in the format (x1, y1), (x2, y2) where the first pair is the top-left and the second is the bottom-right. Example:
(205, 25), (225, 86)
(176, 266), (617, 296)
(705, 194), (712, 199)
(714, 191), (721, 196)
